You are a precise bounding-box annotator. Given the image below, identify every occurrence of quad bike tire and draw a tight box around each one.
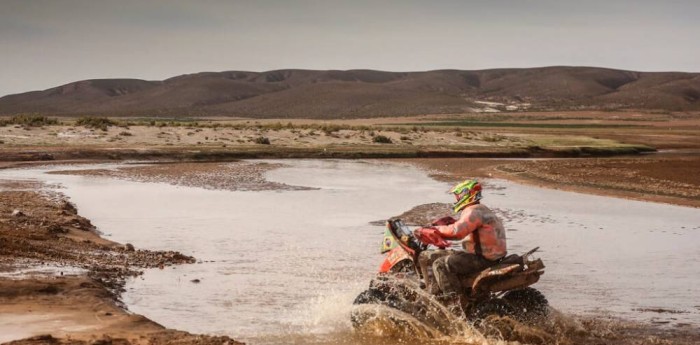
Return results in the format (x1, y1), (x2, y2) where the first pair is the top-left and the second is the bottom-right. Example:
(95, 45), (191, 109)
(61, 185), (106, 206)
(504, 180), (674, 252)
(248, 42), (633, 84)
(353, 288), (391, 305)
(468, 298), (518, 321)
(351, 288), (398, 328)
(501, 287), (549, 321)
(351, 283), (457, 335)
(467, 298), (522, 340)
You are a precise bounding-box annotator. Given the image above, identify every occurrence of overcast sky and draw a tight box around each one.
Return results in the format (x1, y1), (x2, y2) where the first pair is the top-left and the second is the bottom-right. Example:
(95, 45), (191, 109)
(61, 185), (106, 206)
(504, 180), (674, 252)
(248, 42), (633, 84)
(1, 0), (699, 96)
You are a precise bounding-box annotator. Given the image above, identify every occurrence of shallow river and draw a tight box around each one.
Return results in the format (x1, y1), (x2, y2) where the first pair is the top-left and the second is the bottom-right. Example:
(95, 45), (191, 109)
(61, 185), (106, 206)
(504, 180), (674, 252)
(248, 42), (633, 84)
(2, 160), (699, 343)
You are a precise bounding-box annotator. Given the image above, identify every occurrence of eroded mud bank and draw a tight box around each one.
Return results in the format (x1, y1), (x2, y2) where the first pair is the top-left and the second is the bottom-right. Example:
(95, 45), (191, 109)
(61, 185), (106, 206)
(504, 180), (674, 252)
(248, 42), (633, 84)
(0, 177), (243, 344)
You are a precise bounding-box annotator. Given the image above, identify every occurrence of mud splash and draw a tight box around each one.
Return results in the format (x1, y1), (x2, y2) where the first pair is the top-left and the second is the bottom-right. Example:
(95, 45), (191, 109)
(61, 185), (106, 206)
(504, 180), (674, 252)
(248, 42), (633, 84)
(349, 273), (589, 345)
(351, 280), (700, 345)
(351, 276), (487, 343)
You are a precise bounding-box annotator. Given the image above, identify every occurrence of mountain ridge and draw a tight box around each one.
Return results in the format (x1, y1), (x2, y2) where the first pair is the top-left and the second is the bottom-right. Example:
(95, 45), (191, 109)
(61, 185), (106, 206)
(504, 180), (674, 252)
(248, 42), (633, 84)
(2, 66), (699, 118)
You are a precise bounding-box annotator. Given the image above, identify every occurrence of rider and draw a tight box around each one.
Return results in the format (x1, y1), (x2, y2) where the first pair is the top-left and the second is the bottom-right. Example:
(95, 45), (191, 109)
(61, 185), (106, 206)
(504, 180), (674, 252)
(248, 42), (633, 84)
(430, 179), (507, 298)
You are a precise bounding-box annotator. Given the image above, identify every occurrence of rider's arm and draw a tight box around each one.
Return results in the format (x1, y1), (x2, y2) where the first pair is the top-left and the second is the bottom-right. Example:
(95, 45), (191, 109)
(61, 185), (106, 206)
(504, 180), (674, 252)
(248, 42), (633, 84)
(435, 207), (482, 240)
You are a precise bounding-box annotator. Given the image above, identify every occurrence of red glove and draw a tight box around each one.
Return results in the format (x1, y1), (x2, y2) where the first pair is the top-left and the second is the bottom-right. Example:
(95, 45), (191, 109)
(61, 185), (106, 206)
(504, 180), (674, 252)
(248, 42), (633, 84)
(413, 227), (450, 249)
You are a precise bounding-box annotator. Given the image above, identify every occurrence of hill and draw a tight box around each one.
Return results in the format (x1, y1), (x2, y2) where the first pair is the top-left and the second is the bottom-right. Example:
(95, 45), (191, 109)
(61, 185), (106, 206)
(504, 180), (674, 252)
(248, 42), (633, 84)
(1, 67), (699, 118)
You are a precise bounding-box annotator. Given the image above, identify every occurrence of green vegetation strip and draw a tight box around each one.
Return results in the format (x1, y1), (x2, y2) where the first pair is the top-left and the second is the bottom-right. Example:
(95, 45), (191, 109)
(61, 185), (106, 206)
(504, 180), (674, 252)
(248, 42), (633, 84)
(399, 121), (641, 129)
(0, 143), (655, 163)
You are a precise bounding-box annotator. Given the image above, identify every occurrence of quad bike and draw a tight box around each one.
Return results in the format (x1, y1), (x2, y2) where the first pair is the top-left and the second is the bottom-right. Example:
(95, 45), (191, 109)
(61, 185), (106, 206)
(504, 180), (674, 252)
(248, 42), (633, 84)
(351, 218), (547, 335)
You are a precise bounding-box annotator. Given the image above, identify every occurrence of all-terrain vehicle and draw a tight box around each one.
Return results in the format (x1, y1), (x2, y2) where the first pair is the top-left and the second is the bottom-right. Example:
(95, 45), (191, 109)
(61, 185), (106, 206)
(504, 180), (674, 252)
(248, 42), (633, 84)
(351, 218), (547, 335)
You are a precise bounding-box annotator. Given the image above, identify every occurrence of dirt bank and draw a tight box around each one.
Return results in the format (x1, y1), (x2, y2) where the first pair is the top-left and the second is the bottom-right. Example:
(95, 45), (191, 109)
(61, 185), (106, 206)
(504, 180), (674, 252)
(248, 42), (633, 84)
(400, 154), (700, 208)
(0, 186), (242, 344)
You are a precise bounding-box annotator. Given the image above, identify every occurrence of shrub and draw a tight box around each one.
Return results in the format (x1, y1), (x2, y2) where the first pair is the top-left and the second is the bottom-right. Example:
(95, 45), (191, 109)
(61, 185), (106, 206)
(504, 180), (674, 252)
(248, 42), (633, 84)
(119, 131), (133, 136)
(321, 124), (341, 135)
(400, 135), (411, 141)
(373, 135), (393, 144)
(2, 115), (58, 127)
(254, 136), (271, 145)
(76, 116), (116, 131)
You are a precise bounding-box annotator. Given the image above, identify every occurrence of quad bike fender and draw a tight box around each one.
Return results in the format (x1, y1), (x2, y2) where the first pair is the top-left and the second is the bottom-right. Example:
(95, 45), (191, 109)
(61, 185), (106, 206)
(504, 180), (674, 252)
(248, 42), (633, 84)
(379, 247), (413, 273)
(486, 272), (543, 294)
(471, 259), (545, 293)
(472, 264), (522, 289)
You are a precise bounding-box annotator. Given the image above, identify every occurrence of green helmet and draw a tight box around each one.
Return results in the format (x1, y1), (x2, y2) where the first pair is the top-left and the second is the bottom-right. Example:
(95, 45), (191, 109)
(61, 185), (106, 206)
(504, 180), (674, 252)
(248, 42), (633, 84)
(451, 179), (482, 213)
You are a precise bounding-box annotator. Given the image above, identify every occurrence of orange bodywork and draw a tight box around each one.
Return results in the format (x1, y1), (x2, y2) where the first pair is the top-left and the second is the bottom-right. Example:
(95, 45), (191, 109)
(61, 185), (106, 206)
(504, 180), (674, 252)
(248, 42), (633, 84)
(379, 246), (412, 273)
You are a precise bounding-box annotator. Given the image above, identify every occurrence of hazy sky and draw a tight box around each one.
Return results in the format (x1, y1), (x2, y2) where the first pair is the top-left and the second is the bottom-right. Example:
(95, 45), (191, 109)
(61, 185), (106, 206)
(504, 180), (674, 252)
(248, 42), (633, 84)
(1, 0), (699, 96)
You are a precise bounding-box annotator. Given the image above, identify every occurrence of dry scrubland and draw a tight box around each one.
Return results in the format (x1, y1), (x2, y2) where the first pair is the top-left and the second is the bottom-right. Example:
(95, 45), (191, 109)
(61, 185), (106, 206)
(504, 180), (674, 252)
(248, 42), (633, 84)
(0, 116), (532, 148)
(0, 112), (667, 160)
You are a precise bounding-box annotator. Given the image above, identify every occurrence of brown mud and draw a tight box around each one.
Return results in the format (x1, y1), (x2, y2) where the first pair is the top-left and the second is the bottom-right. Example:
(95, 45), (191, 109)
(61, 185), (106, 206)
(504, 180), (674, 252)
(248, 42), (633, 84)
(399, 154), (700, 208)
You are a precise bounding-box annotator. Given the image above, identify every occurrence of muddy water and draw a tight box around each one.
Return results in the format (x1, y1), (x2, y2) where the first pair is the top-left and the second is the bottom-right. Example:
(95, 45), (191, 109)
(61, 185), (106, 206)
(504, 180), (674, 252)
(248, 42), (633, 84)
(482, 180), (700, 325)
(1, 160), (699, 343)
